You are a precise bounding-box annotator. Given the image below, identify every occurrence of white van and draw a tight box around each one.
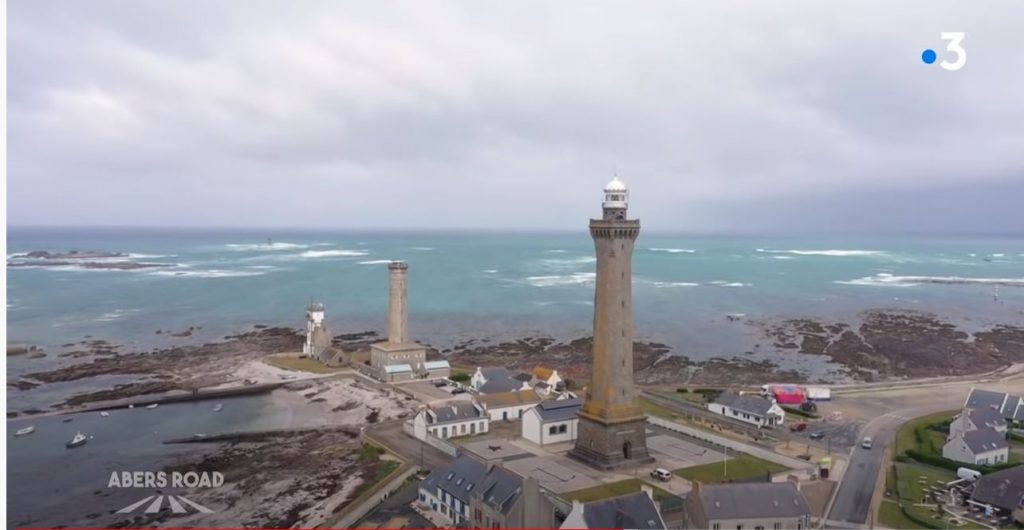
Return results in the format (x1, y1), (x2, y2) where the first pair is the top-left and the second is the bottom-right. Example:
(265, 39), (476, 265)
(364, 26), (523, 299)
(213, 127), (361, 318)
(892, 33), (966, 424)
(861, 437), (873, 449)
(650, 468), (672, 482)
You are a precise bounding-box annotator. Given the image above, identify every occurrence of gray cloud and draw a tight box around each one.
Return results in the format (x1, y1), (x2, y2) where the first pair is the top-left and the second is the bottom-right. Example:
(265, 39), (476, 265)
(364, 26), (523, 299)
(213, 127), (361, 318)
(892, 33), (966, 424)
(8, 0), (1024, 233)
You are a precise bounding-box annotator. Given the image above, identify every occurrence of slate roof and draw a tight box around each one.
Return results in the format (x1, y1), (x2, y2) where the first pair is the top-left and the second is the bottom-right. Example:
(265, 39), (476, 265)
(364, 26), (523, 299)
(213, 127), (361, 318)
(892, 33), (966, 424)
(961, 429), (1009, 454)
(1001, 395), (1023, 419)
(479, 378), (525, 394)
(713, 392), (778, 418)
(477, 466), (524, 515)
(420, 454), (489, 505)
(534, 397), (583, 423)
(965, 388), (1008, 411)
(513, 372), (534, 382)
(478, 389), (540, 409)
(697, 482), (811, 521)
(581, 491), (665, 529)
(972, 465), (1024, 511)
(425, 402), (485, 425)
(968, 407), (1008, 429)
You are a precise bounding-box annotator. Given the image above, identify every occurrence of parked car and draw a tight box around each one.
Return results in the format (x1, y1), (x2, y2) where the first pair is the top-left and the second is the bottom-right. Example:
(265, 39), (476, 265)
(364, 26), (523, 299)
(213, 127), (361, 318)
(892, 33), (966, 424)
(861, 437), (873, 449)
(809, 431), (825, 440)
(650, 468), (672, 482)
(432, 380), (448, 387)
(789, 422), (808, 432)
(450, 387), (467, 395)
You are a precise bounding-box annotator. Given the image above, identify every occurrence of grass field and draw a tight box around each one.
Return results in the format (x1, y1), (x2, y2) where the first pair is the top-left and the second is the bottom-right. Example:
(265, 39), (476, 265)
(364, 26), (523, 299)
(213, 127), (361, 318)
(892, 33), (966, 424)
(878, 461), (988, 529)
(562, 478), (673, 503)
(672, 454), (789, 483)
(641, 397), (680, 419)
(893, 410), (956, 455)
(263, 355), (347, 374)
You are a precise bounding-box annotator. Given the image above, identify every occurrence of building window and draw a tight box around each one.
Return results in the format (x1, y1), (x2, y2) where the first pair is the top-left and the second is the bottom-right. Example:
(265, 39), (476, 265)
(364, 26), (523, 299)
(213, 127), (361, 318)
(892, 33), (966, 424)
(773, 524), (781, 530)
(442, 427), (448, 438)
(712, 524), (720, 530)
(559, 424), (568, 434)
(755, 527), (764, 530)
(549, 425), (558, 435)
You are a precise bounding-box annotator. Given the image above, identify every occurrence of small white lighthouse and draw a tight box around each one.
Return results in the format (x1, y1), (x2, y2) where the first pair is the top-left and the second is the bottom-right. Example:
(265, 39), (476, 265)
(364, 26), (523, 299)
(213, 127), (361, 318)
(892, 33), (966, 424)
(303, 300), (330, 360)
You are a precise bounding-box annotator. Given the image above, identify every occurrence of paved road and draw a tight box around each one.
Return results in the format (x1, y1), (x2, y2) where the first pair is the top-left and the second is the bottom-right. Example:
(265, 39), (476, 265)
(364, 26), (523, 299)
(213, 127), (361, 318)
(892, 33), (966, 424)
(365, 420), (454, 470)
(826, 405), (950, 526)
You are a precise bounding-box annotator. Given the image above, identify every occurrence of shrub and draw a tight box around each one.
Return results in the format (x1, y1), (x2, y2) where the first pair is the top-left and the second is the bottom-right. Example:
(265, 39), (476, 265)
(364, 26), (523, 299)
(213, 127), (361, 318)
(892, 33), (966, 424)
(676, 388), (689, 393)
(450, 371), (471, 383)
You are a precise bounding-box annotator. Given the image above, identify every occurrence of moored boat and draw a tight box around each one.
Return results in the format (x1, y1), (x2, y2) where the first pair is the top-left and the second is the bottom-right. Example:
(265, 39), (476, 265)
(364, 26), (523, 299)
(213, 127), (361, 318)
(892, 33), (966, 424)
(66, 432), (88, 448)
(15, 426), (36, 436)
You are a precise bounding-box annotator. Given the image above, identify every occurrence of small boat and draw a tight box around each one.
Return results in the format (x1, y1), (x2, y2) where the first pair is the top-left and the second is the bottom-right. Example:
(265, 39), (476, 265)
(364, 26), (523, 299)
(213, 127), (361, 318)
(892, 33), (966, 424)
(15, 426), (36, 436)
(62, 417), (74, 423)
(146, 403), (158, 410)
(213, 404), (224, 412)
(100, 411), (110, 417)
(193, 433), (207, 439)
(66, 432), (88, 448)
(128, 404), (134, 409)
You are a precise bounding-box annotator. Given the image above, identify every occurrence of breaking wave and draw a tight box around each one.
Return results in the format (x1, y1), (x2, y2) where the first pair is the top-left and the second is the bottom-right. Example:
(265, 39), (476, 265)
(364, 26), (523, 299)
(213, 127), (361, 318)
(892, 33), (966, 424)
(149, 269), (268, 278)
(649, 248), (696, 254)
(525, 273), (596, 287)
(709, 280), (752, 287)
(225, 242), (309, 251)
(358, 260), (394, 265)
(835, 273), (1024, 288)
(645, 280), (700, 288)
(299, 249), (369, 258)
(757, 249), (883, 257)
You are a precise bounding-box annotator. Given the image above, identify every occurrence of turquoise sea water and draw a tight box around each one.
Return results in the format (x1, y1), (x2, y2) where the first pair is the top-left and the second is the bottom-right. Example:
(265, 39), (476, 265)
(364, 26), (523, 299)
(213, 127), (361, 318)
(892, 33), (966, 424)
(7, 227), (1024, 377)
(5, 227), (1024, 526)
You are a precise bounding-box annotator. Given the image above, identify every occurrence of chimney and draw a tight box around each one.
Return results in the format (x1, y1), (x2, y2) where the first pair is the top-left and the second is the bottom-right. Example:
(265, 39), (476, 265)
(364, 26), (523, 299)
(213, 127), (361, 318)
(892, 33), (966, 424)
(387, 261), (409, 344)
(641, 485), (653, 500)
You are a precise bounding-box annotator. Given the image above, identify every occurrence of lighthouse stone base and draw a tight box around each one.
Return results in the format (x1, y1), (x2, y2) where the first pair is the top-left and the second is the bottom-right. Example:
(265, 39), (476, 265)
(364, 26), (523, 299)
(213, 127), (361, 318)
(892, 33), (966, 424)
(567, 414), (654, 471)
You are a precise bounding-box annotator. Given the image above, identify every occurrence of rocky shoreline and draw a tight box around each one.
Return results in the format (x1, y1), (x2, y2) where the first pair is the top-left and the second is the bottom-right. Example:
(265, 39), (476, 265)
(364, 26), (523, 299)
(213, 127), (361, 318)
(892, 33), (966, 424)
(9, 310), (1024, 415)
(761, 309), (1024, 380)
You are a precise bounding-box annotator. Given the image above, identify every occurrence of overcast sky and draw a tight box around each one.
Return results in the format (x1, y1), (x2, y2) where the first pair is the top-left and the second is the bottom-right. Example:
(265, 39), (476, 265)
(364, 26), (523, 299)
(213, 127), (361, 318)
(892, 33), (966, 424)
(8, 1), (1024, 234)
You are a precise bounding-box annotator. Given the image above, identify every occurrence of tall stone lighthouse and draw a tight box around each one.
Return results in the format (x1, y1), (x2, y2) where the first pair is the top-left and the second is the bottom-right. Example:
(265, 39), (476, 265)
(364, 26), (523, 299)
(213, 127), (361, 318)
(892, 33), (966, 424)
(568, 177), (653, 470)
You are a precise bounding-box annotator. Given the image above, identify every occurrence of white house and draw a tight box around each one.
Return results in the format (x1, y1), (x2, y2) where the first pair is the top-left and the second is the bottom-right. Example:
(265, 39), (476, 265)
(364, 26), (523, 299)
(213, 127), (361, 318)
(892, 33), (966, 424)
(964, 387), (1024, 425)
(523, 398), (582, 445)
(530, 366), (564, 396)
(412, 401), (489, 440)
(471, 366), (531, 394)
(949, 407), (1009, 440)
(477, 389), (541, 422)
(942, 429), (1010, 465)
(707, 392), (785, 428)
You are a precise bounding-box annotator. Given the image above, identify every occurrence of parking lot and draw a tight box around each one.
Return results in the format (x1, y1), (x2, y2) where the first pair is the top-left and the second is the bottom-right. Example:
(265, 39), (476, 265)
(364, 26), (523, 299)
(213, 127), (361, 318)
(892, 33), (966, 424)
(502, 455), (602, 494)
(647, 434), (724, 469)
(398, 380), (468, 403)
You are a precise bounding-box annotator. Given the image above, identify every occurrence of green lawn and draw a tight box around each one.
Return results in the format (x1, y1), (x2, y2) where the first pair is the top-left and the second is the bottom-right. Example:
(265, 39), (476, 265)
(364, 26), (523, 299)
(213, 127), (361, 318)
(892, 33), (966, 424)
(263, 355), (347, 374)
(673, 454), (789, 483)
(562, 478), (673, 503)
(877, 461), (987, 529)
(641, 397), (680, 419)
(893, 410), (956, 455)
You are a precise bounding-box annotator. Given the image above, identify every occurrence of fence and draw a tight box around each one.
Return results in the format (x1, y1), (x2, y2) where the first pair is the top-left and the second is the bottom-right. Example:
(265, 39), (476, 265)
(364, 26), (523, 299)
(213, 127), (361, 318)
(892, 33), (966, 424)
(401, 420), (459, 457)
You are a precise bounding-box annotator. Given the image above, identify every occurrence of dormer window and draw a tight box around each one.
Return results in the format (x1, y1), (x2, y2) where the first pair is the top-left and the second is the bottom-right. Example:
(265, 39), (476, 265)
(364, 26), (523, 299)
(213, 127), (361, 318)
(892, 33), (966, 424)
(455, 478), (464, 486)
(446, 472), (455, 480)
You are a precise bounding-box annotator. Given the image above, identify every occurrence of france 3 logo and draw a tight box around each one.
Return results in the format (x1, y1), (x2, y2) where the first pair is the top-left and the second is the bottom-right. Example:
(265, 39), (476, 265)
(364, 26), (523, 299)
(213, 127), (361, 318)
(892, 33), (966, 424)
(921, 32), (966, 71)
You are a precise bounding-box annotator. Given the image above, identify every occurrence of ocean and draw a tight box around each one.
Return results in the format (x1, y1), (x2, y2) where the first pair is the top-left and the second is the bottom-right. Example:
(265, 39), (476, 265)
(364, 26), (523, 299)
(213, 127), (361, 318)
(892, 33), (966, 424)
(7, 227), (1024, 380)
(5, 227), (1024, 526)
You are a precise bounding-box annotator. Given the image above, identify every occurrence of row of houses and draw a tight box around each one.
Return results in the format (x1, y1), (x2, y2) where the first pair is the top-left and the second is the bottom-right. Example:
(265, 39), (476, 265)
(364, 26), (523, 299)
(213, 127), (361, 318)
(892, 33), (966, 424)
(942, 388), (1022, 465)
(418, 452), (814, 529)
(410, 390), (582, 444)
(471, 366), (565, 396)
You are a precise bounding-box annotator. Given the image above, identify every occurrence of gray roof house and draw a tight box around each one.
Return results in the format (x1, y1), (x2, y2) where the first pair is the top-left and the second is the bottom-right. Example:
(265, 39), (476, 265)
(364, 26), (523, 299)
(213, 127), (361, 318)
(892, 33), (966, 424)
(684, 482), (812, 530)
(708, 392), (786, 427)
(535, 398), (583, 423)
(560, 489), (666, 529)
(965, 388), (1024, 422)
(419, 454), (560, 528)
(473, 366), (531, 394)
(943, 426), (1011, 466)
(962, 429), (1010, 454)
(971, 465), (1024, 515)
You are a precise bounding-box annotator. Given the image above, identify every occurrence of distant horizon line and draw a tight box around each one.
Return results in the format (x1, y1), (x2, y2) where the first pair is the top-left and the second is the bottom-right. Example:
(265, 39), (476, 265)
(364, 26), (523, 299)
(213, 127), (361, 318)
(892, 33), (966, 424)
(6, 224), (1024, 239)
